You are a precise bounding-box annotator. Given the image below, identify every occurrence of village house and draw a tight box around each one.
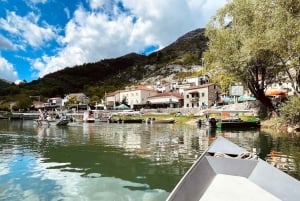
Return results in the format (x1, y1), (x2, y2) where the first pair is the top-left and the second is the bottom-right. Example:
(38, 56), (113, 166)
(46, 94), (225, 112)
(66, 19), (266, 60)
(146, 92), (183, 108)
(183, 83), (221, 109)
(119, 85), (157, 109)
(64, 93), (90, 110)
(44, 97), (63, 110)
(183, 75), (209, 86)
(103, 74), (219, 110)
(171, 76), (210, 94)
(155, 81), (172, 93)
(105, 90), (122, 109)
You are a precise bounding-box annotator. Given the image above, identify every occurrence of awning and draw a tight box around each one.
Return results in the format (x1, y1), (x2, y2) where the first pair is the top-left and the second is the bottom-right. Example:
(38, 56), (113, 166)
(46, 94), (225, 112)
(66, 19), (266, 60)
(265, 89), (287, 96)
(222, 97), (234, 103)
(238, 96), (256, 102)
(114, 104), (130, 110)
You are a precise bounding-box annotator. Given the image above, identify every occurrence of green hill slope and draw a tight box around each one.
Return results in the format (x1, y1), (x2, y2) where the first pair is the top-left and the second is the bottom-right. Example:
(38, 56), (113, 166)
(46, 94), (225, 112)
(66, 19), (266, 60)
(2, 28), (208, 99)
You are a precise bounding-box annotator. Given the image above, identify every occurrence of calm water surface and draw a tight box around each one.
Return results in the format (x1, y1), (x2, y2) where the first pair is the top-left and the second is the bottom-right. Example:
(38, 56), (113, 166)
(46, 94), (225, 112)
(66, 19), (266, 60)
(0, 120), (299, 201)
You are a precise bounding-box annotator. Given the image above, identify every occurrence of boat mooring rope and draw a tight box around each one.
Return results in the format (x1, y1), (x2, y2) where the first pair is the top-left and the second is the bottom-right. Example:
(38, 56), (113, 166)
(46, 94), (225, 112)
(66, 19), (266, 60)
(214, 151), (258, 160)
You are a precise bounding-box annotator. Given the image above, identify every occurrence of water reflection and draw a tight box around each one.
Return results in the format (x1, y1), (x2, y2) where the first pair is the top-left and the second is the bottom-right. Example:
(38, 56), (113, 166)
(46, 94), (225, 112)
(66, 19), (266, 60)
(259, 132), (300, 178)
(0, 120), (299, 201)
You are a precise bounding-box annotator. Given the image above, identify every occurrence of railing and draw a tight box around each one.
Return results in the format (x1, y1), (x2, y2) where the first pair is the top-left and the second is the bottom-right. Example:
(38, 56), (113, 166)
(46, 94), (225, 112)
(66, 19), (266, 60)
(191, 97), (199, 102)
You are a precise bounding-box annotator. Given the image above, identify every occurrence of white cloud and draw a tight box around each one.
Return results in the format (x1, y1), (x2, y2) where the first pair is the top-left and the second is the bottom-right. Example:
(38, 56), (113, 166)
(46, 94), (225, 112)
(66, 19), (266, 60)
(0, 11), (57, 48)
(64, 7), (71, 19)
(28, 0), (48, 4)
(0, 56), (18, 82)
(89, 0), (106, 10)
(32, 0), (227, 78)
(0, 35), (15, 50)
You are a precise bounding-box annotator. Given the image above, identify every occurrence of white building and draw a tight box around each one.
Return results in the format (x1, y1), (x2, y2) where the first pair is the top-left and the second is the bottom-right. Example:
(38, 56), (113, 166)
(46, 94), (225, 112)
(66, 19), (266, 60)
(44, 97), (63, 109)
(147, 92), (183, 108)
(120, 85), (157, 109)
(105, 90), (122, 109)
(184, 75), (210, 86)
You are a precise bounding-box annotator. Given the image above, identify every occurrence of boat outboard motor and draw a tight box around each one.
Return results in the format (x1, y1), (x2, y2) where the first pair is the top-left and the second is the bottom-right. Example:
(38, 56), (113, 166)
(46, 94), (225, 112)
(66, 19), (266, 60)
(209, 118), (217, 127)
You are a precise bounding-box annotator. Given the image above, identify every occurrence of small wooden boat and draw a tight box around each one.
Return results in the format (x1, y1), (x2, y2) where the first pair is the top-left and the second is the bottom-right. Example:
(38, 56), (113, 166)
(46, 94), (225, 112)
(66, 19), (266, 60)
(122, 119), (144, 123)
(146, 118), (175, 124)
(108, 118), (144, 123)
(167, 136), (300, 201)
(215, 118), (261, 129)
(204, 109), (260, 130)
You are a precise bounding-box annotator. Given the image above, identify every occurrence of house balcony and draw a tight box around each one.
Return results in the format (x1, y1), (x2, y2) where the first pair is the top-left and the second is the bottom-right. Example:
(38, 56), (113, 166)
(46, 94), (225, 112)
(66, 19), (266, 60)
(191, 97), (199, 102)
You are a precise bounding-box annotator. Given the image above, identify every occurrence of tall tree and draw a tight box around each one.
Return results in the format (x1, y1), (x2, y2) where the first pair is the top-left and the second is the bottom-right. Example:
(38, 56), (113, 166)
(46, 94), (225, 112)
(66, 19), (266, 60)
(204, 0), (300, 116)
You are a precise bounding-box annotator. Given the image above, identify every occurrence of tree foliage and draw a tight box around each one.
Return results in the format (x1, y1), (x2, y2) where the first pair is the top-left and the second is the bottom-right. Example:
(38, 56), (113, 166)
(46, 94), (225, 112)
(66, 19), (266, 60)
(280, 96), (300, 125)
(15, 93), (32, 111)
(204, 0), (300, 115)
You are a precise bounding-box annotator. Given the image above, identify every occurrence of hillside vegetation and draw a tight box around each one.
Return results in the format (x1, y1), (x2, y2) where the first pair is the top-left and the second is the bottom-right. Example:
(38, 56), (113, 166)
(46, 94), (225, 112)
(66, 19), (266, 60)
(0, 28), (208, 105)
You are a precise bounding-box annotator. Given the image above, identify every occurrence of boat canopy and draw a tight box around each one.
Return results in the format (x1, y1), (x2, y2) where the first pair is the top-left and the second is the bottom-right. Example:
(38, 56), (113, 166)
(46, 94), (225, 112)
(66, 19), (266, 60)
(265, 89), (287, 96)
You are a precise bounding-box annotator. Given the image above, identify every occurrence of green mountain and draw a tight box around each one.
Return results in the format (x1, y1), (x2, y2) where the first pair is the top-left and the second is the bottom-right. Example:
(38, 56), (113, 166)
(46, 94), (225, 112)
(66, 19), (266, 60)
(2, 28), (208, 99)
(0, 79), (12, 89)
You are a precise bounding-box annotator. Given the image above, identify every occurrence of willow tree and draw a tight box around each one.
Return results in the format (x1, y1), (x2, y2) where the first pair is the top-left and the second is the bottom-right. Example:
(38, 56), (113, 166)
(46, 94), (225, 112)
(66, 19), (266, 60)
(204, 0), (300, 116)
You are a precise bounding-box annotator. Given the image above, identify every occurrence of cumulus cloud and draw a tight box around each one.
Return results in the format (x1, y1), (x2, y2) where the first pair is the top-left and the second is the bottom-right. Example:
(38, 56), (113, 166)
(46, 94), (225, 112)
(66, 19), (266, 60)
(0, 56), (18, 82)
(0, 11), (57, 48)
(31, 0), (227, 78)
(0, 35), (15, 50)
(89, 0), (107, 10)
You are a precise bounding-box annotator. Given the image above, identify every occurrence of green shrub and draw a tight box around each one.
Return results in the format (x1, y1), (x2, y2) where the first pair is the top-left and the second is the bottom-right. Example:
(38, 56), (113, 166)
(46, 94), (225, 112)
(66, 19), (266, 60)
(280, 96), (300, 125)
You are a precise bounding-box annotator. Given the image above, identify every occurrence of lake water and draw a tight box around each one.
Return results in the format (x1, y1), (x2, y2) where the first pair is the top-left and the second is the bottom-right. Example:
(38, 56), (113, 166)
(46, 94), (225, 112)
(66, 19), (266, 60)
(0, 120), (299, 201)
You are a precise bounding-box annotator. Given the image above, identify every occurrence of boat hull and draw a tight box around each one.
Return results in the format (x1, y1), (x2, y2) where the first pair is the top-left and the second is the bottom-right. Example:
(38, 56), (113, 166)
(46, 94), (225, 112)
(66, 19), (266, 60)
(85, 118), (95, 123)
(216, 121), (260, 129)
(166, 137), (300, 201)
(108, 119), (144, 123)
(146, 118), (175, 124)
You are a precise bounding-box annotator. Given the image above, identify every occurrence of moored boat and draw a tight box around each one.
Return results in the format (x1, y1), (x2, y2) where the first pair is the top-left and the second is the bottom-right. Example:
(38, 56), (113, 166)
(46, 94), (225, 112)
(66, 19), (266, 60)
(167, 136), (300, 201)
(215, 117), (260, 129)
(204, 109), (260, 130)
(35, 119), (69, 126)
(35, 111), (69, 126)
(108, 118), (144, 123)
(83, 110), (95, 123)
(146, 118), (175, 124)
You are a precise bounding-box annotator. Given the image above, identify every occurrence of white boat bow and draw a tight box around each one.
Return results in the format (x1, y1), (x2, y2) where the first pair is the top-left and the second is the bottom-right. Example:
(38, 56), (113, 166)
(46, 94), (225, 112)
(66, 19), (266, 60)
(167, 136), (300, 201)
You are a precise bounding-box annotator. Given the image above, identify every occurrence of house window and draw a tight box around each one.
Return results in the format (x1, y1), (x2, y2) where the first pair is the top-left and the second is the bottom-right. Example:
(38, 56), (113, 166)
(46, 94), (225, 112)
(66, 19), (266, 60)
(202, 92), (205, 97)
(186, 94), (189, 98)
(186, 103), (189, 107)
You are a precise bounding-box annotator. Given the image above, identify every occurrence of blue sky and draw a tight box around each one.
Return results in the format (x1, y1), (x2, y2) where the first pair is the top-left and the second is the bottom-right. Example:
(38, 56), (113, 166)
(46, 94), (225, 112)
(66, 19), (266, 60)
(0, 0), (227, 83)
